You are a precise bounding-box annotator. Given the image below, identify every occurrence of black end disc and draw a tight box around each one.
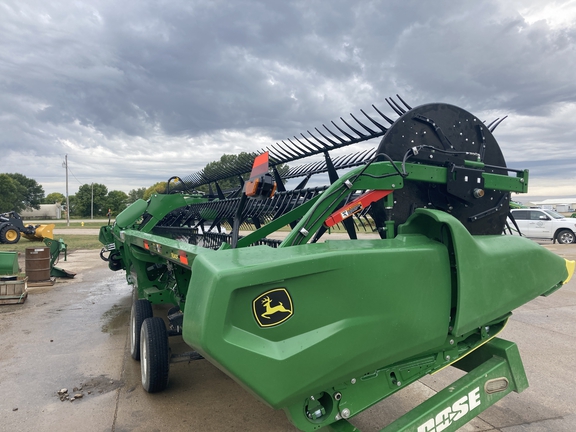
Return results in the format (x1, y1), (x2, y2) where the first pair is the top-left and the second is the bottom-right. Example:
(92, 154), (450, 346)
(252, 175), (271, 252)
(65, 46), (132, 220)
(373, 103), (510, 235)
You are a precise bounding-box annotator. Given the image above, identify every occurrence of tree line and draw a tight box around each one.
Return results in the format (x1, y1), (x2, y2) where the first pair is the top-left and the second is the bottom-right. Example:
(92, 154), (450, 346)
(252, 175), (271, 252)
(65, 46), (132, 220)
(0, 174), (177, 217)
(0, 153), (289, 217)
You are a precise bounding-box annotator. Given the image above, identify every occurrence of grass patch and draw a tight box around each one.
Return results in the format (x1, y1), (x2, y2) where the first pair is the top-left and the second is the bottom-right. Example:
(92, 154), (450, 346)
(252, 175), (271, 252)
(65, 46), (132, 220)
(24, 221), (108, 228)
(0, 235), (102, 253)
(55, 222), (107, 228)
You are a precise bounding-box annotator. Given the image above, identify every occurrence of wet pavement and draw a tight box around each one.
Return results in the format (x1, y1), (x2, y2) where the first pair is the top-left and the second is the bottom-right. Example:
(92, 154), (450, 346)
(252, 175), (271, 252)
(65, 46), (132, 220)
(0, 250), (129, 431)
(0, 245), (575, 431)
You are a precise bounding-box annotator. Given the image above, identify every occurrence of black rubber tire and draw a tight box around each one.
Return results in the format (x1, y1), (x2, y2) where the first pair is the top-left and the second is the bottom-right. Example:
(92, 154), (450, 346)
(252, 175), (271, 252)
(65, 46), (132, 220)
(140, 317), (170, 393)
(130, 299), (153, 360)
(556, 229), (575, 244)
(0, 225), (20, 244)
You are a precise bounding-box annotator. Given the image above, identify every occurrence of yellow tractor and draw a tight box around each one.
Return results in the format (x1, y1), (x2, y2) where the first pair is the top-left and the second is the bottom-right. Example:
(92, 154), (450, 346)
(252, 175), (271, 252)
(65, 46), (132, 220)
(0, 211), (54, 244)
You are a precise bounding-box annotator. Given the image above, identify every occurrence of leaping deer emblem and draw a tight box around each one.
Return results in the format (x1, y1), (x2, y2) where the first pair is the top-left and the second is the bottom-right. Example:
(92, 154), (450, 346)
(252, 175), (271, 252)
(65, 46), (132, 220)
(261, 295), (291, 319)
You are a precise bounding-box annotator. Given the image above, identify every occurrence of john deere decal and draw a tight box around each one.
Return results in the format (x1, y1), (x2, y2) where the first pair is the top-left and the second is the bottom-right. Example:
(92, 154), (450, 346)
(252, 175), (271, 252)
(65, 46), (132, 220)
(253, 288), (293, 327)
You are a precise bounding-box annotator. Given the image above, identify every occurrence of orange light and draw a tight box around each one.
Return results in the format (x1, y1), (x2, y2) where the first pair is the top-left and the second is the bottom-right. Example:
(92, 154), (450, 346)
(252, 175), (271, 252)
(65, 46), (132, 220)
(179, 250), (188, 265)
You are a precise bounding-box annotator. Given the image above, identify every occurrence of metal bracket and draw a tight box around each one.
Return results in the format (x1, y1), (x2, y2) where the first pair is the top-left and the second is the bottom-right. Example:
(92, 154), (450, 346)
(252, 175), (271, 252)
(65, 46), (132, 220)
(469, 194), (508, 222)
(446, 165), (485, 202)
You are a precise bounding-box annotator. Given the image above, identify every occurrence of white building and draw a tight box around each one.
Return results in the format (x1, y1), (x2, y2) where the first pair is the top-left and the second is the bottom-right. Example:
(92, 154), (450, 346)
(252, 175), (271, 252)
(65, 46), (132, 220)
(20, 203), (62, 220)
(530, 198), (576, 213)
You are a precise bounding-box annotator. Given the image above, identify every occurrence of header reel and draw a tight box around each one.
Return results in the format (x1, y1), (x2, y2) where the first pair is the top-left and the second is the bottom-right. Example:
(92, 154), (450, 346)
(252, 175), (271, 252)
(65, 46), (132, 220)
(153, 99), (524, 248)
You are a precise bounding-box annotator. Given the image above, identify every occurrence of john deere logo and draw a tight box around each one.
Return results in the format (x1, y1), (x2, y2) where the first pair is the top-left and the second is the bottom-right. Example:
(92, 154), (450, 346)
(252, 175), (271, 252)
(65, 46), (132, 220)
(253, 288), (293, 327)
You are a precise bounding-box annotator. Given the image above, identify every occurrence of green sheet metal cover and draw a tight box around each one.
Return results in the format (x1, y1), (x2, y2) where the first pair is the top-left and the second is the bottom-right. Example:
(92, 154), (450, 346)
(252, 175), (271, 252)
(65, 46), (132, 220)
(0, 251), (18, 275)
(399, 209), (570, 336)
(182, 235), (452, 409)
(116, 199), (148, 229)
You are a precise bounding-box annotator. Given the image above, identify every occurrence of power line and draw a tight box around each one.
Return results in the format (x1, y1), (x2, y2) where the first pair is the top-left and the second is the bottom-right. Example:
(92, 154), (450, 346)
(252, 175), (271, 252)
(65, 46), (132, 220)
(66, 166), (86, 186)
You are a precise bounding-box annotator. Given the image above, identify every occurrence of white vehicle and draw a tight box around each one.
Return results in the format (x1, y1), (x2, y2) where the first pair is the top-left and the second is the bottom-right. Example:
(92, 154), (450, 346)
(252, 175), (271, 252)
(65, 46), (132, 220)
(509, 208), (576, 244)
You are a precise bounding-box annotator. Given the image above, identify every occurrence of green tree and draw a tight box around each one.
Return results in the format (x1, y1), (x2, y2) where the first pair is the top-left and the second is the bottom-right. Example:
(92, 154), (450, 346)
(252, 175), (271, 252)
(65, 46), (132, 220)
(144, 182), (167, 200)
(0, 174), (20, 213)
(43, 192), (66, 204)
(67, 195), (77, 216)
(106, 190), (129, 215)
(128, 187), (146, 203)
(73, 183), (108, 217)
(0, 173), (45, 212)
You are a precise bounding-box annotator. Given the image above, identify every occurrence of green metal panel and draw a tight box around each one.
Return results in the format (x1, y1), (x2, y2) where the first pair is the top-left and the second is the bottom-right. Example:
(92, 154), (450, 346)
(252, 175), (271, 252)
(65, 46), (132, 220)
(115, 198), (148, 228)
(0, 251), (18, 275)
(399, 209), (569, 336)
(182, 236), (452, 412)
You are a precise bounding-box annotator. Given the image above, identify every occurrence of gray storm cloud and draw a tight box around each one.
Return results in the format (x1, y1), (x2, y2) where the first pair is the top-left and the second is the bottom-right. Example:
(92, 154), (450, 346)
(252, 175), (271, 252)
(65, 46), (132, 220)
(0, 0), (575, 198)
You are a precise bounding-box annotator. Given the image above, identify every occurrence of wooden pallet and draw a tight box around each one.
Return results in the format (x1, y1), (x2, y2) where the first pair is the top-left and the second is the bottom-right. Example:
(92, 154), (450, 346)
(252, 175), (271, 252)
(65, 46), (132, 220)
(0, 276), (28, 305)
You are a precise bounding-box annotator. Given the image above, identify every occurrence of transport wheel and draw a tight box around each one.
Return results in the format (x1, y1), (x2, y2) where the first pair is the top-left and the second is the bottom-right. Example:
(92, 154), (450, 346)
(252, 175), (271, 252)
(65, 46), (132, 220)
(0, 225), (20, 244)
(130, 299), (153, 360)
(556, 229), (575, 244)
(140, 317), (170, 393)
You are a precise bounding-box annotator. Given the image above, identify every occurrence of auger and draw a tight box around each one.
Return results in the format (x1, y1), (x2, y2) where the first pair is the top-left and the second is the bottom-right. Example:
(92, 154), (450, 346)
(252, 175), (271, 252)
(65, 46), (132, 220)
(100, 99), (574, 432)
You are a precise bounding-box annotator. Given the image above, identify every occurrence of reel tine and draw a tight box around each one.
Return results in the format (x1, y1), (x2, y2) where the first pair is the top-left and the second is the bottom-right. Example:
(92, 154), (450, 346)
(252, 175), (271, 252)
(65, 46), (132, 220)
(295, 135), (322, 152)
(307, 130), (332, 149)
(372, 104), (396, 124)
(396, 94), (412, 110)
(343, 217), (357, 239)
(288, 137), (315, 154)
(330, 120), (355, 141)
(489, 116), (508, 132)
(340, 152), (357, 166)
(360, 109), (388, 132)
(340, 116), (367, 138)
(486, 118), (499, 128)
(350, 112), (376, 134)
(281, 140), (307, 157)
(314, 127), (340, 146)
(271, 143), (295, 160)
(266, 150), (282, 165)
(386, 97), (405, 116)
(323, 124), (348, 143)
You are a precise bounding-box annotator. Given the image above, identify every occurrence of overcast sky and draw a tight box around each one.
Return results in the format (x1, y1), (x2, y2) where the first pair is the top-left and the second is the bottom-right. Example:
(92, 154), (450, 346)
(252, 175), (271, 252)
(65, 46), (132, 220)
(1, 0), (575, 200)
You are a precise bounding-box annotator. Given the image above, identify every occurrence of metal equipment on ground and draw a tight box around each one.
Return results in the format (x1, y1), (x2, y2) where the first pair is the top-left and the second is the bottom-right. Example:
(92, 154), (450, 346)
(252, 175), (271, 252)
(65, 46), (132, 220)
(99, 100), (575, 432)
(0, 251), (27, 305)
(0, 251), (19, 276)
(43, 238), (76, 278)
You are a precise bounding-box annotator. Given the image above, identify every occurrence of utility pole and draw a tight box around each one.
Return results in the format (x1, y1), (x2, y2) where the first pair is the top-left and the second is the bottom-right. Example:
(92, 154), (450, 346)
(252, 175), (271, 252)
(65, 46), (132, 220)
(91, 183), (94, 220)
(65, 154), (70, 227)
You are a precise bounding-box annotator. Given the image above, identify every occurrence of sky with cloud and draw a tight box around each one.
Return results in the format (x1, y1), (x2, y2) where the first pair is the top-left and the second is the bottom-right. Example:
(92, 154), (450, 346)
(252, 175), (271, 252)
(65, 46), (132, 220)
(1, 0), (575, 200)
